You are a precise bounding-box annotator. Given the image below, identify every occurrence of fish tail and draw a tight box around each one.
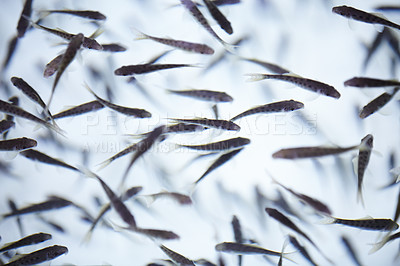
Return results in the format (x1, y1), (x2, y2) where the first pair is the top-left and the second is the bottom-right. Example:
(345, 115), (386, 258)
(96, 159), (111, 171)
(37, 10), (51, 20)
(81, 230), (93, 245)
(222, 41), (239, 54)
(356, 187), (365, 207)
(318, 215), (336, 225)
(140, 195), (156, 207)
(369, 239), (386, 254)
(133, 29), (149, 41)
(22, 14), (41, 29)
(77, 166), (98, 179)
(282, 251), (297, 263)
(244, 73), (267, 82)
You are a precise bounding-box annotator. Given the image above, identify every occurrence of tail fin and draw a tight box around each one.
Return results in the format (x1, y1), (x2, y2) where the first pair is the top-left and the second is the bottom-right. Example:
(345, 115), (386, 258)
(244, 73), (267, 82)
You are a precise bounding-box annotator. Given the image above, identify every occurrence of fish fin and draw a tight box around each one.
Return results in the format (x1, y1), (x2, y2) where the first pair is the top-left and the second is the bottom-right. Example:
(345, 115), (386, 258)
(358, 215), (374, 220)
(77, 166), (97, 179)
(5, 151), (19, 160)
(352, 156), (358, 176)
(389, 167), (400, 183)
(96, 159), (111, 171)
(318, 216), (336, 225)
(369, 238), (387, 254)
(89, 27), (104, 39)
(371, 149), (383, 157)
(130, 27), (149, 41)
(139, 195), (156, 207)
(281, 251), (298, 264)
(244, 73), (267, 82)
(37, 10), (51, 20)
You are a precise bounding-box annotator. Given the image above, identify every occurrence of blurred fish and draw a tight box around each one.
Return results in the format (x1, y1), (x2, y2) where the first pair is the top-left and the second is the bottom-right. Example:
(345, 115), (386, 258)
(20, 149), (79, 172)
(142, 191), (192, 205)
(97, 141), (139, 170)
(16, 0), (33, 38)
(288, 235), (317, 266)
(3, 245), (68, 266)
(85, 85), (151, 118)
(246, 73), (340, 99)
(160, 245), (195, 265)
(7, 199), (24, 237)
(344, 77), (400, 88)
(49, 100), (104, 120)
(394, 189), (400, 222)
(370, 231), (400, 253)
(135, 228), (180, 240)
(375, 6), (400, 12)
(322, 216), (399, 231)
(363, 31), (385, 72)
(332, 5), (400, 31)
(231, 100), (304, 121)
(114, 63), (196, 75)
(36, 215), (65, 233)
(39, 9), (106, 20)
(178, 137), (250, 151)
(383, 28), (400, 61)
(0, 121), (15, 134)
(169, 118), (240, 131)
(43, 54), (63, 78)
(215, 242), (285, 257)
(212, 0), (240, 5)
(341, 235), (362, 266)
(100, 43), (127, 52)
(0, 233), (52, 253)
(240, 57), (290, 74)
(203, 0), (233, 34)
(359, 88), (399, 119)
(135, 31), (214, 55)
(195, 148), (243, 184)
(231, 215), (243, 266)
(0, 137), (37, 151)
(165, 123), (206, 134)
(355, 134), (373, 204)
(272, 144), (358, 159)
(168, 89), (232, 102)
(2, 35), (19, 70)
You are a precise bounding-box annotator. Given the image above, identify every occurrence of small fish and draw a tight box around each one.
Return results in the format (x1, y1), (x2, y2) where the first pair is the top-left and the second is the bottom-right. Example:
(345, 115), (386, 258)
(100, 43), (127, 52)
(359, 88), (399, 118)
(272, 144), (358, 159)
(394, 189), (400, 222)
(2, 35), (19, 70)
(48, 33), (84, 112)
(50, 100), (104, 120)
(3, 245), (68, 266)
(203, 0), (233, 34)
(86, 85), (151, 118)
(246, 73), (340, 99)
(0, 120), (15, 134)
(356, 134), (373, 204)
(370, 231), (400, 253)
(240, 57), (290, 74)
(332, 5), (400, 31)
(344, 77), (400, 88)
(178, 137), (250, 151)
(20, 149), (79, 172)
(16, 0), (33, 38)
(212, 0), (241, 5)
(375, 6), (400, 12)
(10, 77), (48, 113)
(43, 54), (63, 78)
(363, 31), (385, 71)
(170, 118), (240, 131)
(97, 142), (139, 170)
(231, 215), (243, 266)
(160, 245), (195, 265)
(384, 28), (400, 61)
(2, 197), (72, 218)
(0, 137), (37, 151)
(40, 9), (106, 20)
(288, 235), (317, 266)
(215, 242), (284, 257)
(231, 100), (304, 121)
(168, 89), (233, 102)
(36, 215), (65, 233)
(7, 199), (24, 237)
(0, 233), (52, 253)
(2, 97), (17, 139)
(0, 99), (61, 134)
(341, 236), (362, 266)
(134, 228), (180, 240)
(114, 63), (196, 76)
(166, 123), (206, 134)
(143, 191), (192, 205)
(195, 148), (243, 184)
(136, 31), (214, 55)
(322, 216), (399, 231)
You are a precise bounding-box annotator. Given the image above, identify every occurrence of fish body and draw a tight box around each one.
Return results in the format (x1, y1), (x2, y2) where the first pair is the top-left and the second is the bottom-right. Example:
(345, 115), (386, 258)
(213, 0), (241, 5)
(160, 245), (195, 265)
(4, 245), (68, 266)
(178, 137), (250, 151)
(231, 100), (304, 121)
(2, 97), (18, 139)
(341, 236), (362, 266)
(359, 88), (399, 118)
(247, 74), (340, 99)
(10, 77), (47, 110)
(43, 54), (63, 78)
(241, 57), (290, 74)
(203, 0), (233, 34)
(231, 215), (243, 266)
(0, 137), (37, 151)
(2, 35), (19, 70)
(100, 43), (127, 52)
(215, 242), (282, 256)
(2, 197), (72, 218)
(170, 118), (240, 131)
(50, 100), (104, 120)
(145, 192), (192, 205)
(344, 77), (400, 88)
(114, 63), (195, 75)
(98, 142), (138, 170)
(7, 199), (24, 237)
(41, 9), (106, 20)
(134, 228), (180, 240)
(0, 120), (15, 134)
(272, 145), (357, 159)
(356, 134), (373, 203)
(168, 89), (232, 102)
(0, 233), (52, 253)
(363, 31), (385, 71)
(17, 0), (33, 38)
(326, 216), (399, 231)
(332, 5), (400, 31)
(288, 235), (317, 266)
(20, 149), (79, 172)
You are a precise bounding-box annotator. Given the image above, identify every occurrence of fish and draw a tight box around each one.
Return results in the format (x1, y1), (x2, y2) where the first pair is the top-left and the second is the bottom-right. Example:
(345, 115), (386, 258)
(356, 134), (373, 204)
(168, 89), (233, 102)
(47, 33), (84, 113)
(0, 120), (15, 134)
(394, 189), (400, 222)
(7, 199), (24, 237)
(3, 245), (68, 266)
(341, 236), (362, 266)
(384, 28), (400, 61)
(288, 235), (317, 266)
(0, 99), (61, 134)
(0, 233), (52, 253)
(370, 231), (400, 253)
(0, 137), (37, 151)
(203, 0), (233, 34)
(134, 228), (180, 240)
(142, 191), (192, 205)
(246, 73), (341, 99)
(19, 149), (79, 172)
(240, 57), (290, 74)
(180, 0), (230, 48)
(114, 63), (196, 76)
(231, 215), (243, 266)
(97, 142), (139, 170)
(272, 144), (358, 159)
(2, 35), (19, 70)
(344, 77), (400, 88)
(40, 9), (106, 20)
(212, 0), (241, 5)
(230, 100), (304, 121)
(16, 0), (33, 38)
(332, 5), (400, 31)
(169, 118), (240, 131)
(177, 137), (250, 151)
(159, 245), (195, 265)
(215, 242), (284, 257)
(363, 31), (385, 71)
(359, 88), (399, 118)
(2, 197), (72, 218)
(271, 177), (332, 215)
(165, 123), (206, 134)
(3, 96), (19, 138)
(85, 85), (151, 118)
(100, 43), (127, 52)
(135, 31), (214, 55)
(195, 148), (243, 184)
(375, 6), (400, 12)
(322, 216), (399, 231)
(43, 54), (63, 78)
(36, 215), (65, 233)
(49, 100), (104, 120)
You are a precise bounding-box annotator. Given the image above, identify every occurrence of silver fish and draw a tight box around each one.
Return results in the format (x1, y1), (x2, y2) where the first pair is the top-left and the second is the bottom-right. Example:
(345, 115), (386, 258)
(356, 134), (373, 204)
(4, 245), (68, 266)
(213, 0), (241, 5)
(0, 137), (37, 151)
(324, 216), (399, 231)
(168, 89), (232, 102)
(7, 199), (24, 237)
(332, 5), (400, 31)
(115, 63), (196, 76)
(203, 0), (233, 34)
(231, 100), (304, 121)
(20, 149), (79, 172)
(97, 142), (139, 170)
(178, 137), (250, 151)
(40, 9), (106, 20)
(246, 73), (341, 99)
(170, 118), (240, 131)
(160, 245), (195, 265)
(344, 77), (400, 88)
(0, 233), (52, 253)
(363, 31), (385, 71)
(231, 215), (243, 266)
(359, 88), (399, 118)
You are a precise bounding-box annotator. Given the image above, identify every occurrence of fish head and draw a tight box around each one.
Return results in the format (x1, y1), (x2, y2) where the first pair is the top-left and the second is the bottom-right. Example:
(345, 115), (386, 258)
(85, 39), (103, 50)
(284, 100), (304, 111)
(332, 6), (348, 15)
(48, 245), (68, 259)
(221, 93), (234, 102)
